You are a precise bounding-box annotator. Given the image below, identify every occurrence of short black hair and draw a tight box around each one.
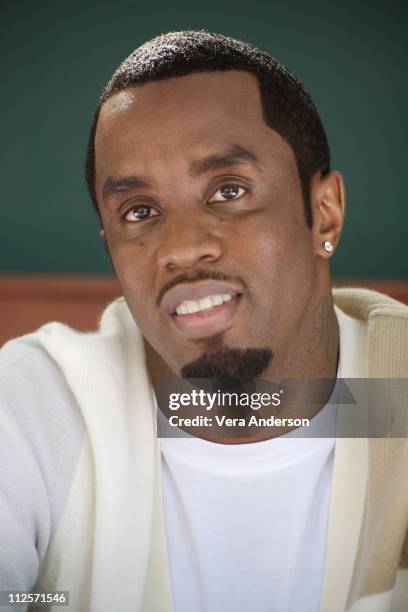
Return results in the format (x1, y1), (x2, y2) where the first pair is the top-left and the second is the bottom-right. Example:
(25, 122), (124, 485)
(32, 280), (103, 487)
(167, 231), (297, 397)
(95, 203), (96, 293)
(85, 30), (330, 227)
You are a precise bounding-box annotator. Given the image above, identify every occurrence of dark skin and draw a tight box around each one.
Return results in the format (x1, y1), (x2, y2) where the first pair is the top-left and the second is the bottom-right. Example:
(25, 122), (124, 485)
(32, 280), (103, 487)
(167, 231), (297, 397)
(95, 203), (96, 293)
(94, 71), (345, 442)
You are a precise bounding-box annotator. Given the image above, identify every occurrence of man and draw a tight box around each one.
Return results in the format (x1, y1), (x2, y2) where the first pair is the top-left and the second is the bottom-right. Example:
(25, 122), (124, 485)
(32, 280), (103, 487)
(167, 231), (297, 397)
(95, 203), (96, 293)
(1, 31), (407, 612)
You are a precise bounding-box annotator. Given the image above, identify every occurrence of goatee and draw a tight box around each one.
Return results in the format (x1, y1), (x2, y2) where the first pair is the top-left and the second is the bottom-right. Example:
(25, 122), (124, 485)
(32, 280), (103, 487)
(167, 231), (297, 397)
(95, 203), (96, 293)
(180, 346), (273, 382)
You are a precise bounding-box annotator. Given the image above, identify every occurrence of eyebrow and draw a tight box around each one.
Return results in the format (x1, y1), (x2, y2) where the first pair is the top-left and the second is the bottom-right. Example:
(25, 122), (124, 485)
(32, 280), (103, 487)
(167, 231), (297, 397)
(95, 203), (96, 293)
(189, 144), (262, 176)
(102, 144), (262, 204)
(102, 175), (151, 202)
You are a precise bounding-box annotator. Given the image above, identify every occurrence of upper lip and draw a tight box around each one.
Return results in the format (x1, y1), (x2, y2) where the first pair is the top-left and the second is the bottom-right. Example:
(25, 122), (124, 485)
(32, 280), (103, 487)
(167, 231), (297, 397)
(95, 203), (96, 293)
(161, 280), (244, 315)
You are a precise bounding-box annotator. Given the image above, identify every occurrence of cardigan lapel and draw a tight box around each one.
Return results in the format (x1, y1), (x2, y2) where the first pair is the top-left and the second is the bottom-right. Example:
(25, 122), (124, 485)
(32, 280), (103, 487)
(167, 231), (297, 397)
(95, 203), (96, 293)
(141, 430), (174, 612)
(319, 300), (369, 612)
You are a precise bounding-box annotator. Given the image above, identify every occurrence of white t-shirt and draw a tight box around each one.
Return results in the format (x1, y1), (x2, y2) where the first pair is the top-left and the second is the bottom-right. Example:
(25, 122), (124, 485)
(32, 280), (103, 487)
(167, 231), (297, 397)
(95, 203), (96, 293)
(160, 385), (337, 612)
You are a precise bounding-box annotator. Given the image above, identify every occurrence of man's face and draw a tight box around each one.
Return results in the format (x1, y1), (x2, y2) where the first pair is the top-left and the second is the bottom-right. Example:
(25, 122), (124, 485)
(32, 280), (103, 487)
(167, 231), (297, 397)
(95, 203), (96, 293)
(95, 71), (320, 376)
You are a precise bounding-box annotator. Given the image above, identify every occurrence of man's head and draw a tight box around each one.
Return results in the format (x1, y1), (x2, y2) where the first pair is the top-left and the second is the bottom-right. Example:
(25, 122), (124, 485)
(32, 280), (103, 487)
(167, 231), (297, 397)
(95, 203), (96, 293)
(86, 30), (330, 228)
(87, 31), (344, 380)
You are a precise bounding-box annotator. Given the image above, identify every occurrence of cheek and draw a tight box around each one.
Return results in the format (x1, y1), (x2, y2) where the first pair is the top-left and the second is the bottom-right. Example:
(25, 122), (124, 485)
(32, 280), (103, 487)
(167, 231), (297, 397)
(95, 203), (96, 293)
(228, 209), (302, 268)
(231, 210), (315, 306)
(255, 222), (313, 266)
(109, 241), (156, 316)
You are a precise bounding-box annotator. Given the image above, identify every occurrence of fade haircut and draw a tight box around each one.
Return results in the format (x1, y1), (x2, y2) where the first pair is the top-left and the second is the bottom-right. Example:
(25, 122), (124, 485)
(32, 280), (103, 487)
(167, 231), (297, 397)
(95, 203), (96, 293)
(85, 30), (330, 227)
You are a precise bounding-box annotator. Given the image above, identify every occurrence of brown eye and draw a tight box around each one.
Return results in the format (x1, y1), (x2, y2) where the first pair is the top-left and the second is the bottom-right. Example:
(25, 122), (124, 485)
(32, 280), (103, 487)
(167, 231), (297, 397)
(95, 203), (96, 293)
(125, 205), (159, 222)
(208, 184), (245, 203)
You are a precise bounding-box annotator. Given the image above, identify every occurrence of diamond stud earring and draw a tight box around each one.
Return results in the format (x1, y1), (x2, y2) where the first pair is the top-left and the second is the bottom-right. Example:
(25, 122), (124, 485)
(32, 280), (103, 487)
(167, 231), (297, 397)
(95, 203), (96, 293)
(323, 240), (334, 253)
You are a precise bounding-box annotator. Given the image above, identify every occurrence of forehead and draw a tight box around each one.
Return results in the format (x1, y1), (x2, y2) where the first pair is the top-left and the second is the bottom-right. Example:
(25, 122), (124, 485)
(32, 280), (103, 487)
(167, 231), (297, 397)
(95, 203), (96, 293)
(94, 71), (296, 183)
(98, 70), (263, 130)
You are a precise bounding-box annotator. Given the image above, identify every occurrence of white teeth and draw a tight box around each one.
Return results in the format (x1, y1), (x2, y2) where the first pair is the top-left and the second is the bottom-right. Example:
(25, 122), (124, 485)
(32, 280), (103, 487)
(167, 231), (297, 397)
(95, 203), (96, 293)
(175, 293), (234, 316)
(178, 304), (189, 315)
(211, 295), (224, 307)
(199, 296), (213, 310)
(186, 302), (198, 314)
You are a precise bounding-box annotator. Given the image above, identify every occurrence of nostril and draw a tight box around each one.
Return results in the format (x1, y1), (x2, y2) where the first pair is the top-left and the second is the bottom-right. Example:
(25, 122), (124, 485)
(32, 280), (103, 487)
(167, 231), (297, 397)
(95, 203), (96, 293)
(157, 235), (223, 271)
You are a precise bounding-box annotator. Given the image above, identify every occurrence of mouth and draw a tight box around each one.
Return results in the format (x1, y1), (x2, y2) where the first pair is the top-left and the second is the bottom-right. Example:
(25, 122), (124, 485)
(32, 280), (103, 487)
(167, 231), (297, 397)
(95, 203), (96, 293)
(161, 280), (244, 339)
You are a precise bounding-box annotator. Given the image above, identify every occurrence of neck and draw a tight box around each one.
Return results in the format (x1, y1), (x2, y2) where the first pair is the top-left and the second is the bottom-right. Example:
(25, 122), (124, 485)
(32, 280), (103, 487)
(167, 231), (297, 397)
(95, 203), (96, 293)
(264, 293), (339, 380)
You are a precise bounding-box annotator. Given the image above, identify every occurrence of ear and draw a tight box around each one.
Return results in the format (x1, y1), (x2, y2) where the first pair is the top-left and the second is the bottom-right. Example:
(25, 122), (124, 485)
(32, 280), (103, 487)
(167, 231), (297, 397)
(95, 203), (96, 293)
(311, 170), (345, 258)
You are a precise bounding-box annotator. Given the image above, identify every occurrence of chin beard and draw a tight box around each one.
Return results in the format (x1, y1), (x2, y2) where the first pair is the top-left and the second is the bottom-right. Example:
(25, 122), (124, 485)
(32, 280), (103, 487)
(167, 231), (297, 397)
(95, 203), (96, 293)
(180, 346), (273, 380)
(180, 346), (273, 422)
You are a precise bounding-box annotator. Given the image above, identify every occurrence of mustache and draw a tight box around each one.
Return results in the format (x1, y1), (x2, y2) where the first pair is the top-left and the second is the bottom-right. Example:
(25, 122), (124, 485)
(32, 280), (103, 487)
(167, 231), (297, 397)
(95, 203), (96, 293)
(156, 269), (248, 308)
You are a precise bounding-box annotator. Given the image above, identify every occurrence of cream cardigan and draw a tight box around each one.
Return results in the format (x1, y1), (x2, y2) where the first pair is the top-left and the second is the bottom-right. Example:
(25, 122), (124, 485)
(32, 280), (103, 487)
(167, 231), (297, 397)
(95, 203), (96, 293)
(32, 288), (408, 612)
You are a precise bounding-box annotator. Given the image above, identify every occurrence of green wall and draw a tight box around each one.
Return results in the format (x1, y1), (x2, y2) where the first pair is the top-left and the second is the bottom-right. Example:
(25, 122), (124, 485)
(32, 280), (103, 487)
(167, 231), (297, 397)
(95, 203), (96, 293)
(1, 0), (407, 277)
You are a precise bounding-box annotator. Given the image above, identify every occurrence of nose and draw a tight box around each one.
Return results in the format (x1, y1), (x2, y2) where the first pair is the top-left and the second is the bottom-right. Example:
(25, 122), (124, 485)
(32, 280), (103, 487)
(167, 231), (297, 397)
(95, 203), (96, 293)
(156, 214), (223, 272)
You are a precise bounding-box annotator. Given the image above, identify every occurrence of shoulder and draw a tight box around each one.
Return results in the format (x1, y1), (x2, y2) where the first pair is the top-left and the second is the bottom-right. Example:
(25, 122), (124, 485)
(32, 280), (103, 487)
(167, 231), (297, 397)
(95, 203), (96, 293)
(332, 287), (408, 321)
(333, 286), (408, 377)
(0, 334), (85, 582)
(0, 334), (85, 457)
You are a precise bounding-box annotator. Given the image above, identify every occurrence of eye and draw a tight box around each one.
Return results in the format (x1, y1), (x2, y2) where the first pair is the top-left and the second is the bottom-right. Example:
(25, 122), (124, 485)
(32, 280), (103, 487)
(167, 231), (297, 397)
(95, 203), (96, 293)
(208, 184), (246, 203)
(124, 204), (160, 223)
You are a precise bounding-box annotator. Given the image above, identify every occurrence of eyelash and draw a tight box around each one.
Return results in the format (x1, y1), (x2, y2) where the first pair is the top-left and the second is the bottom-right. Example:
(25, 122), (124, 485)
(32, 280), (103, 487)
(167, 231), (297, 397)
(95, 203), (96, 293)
(122, 183), (247, 223)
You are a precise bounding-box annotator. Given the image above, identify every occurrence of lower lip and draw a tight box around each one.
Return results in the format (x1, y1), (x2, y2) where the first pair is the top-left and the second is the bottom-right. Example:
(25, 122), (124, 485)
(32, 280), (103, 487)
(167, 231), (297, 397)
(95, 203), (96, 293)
(170, 296), (242, 339)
